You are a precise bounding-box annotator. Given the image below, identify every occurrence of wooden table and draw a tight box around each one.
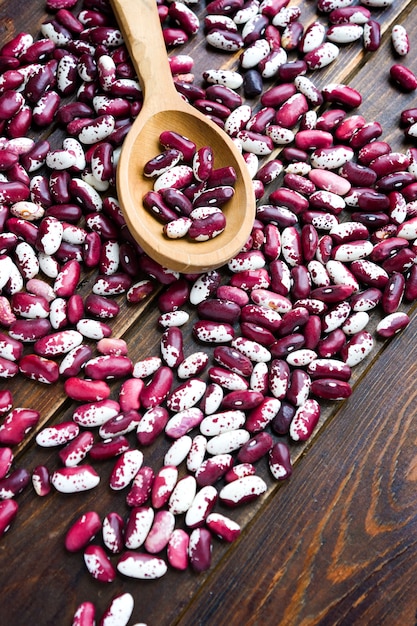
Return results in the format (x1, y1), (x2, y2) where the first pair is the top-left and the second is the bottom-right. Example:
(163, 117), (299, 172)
(1, 0), (417, 624)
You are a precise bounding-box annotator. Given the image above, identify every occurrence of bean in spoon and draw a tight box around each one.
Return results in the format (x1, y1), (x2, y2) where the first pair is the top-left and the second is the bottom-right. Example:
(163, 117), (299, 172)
(110, 0), (256, 273)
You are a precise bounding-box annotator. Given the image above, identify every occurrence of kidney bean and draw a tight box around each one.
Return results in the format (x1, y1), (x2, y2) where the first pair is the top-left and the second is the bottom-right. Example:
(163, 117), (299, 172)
(125, 465), (155, 508)
(269, 188), (309, 216)
(184, 527), (212, 573)
(31, 464), (51, 497)
(138, 256), (180, 287)
(256, 203), (297, 229)
(381, 272), (405, 314)
(390, 64), (417, 92)
(342, 309), (370, 335)
(0, 467), (30, 499)
(0, 180), (30, 204)
(138, 365), (173, 409)
(296, 20), (324, 54)
(404, 264), (417, 301)
(244, 394), (280, 430)
(350, 122), (383, 151)
(199, 384), (223, 418)
(376, 172), (415, 193)
(204, 14), (237, 33)
(0, 90), (25, 121)
(0, 407), (39, 446)
(0, 498), (18, 537)
(85, 354), (133, 380)
(0, 355), (18, 377)
(167, 528), (189, 570)
(328, 6), (370, 23)
(369, 153), (410, 180)
(165, 407), (204, 440)
(50, 465), (100, 495)
(108, 448), (143, 492)
(117, 551), (167, 580)
(304, 41), (340, 70)
(332, 239), (373, 263)
(92, 272), (132, 296)
(0, 330), (23, 362)
(196, 298), (241, 327)
(123, 506), (154, 550)
(322, 84), (362, 111)
(351, 211), (390, 230)
(149, 465), (178, 510)
(64, 377), (111, 403)
(85, 294), (119, 321)
(311, 145), (355, 170)
(0, 30), (33, 56)
(349, 259), (389, 289)
(288, 398), (321, 441)
(143, 509), (175, 555)
(205, 26), (244, 51)
(383, 248), (417, 274)
(131, 357), (161, 381)
(349, 289), (381, 314)
(307, 261), (330, 289)
(76, 318), (112, 340)
(195, 453), (234, 487)
(185, 485), (218, 530)
(316, 327), (346, 358)
(340, 330), (374, 367)
(204, 514), (240, 546)
(200, 408), (245, 438)
(100, 593), (134, 626)
(19, 354), (59, 384)
(212, 346), (252, 378)
(0, 391), (12, 419)
(57, 430), (94, 467)
(0, 295), (16, 328)
(192, 318), (235, 344)
(167, 474), (196, 516)
(265, 358), (288, 400)
(219, 474), (267, 507)
(88, 434), (130, 461)
(134, 406), (167, 447)
(83, 544), (116, 583)
(267, 441), (291, 481)
(376, 311), (410, 338)
(390, 24), (410, 56)
(338, 163), (376, 189)
(241, 321), (275, 346)
(237, 128), (274, 154)
(71, 601), (96, 626)
(361, 18), (381, 50)
(356, 143), (390, 169)
(35, 420), (79, 448)
(33, 329), (82, 359)
(144, 149), (182, 179)
(159, 310), (190, 329)
(286, 367), (311, 405)
(166, 379), (206, 413)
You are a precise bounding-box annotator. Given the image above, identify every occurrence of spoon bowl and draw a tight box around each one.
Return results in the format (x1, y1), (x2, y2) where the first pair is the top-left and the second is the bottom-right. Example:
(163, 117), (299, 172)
(110, 0), (256, 273)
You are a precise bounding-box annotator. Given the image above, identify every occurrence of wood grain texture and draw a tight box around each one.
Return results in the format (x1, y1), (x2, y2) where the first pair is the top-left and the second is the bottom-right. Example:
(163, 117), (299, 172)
(1, 0), (417, 625)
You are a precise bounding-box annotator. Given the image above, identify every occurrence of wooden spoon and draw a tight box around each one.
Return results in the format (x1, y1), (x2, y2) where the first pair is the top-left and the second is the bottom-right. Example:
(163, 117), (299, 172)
(110, 0), (256, 274)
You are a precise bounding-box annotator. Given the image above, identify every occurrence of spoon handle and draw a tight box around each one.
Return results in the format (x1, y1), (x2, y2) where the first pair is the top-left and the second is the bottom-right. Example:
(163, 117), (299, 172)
(110, 0), (178, 108)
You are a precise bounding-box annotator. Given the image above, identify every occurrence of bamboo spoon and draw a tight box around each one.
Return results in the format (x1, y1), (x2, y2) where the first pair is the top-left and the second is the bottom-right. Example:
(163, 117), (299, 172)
(110, 0), (256, 273)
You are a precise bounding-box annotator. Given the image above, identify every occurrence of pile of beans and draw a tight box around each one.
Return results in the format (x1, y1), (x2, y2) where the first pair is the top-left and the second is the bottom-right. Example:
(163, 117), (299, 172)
(143, 132), (235, 241)
(0, 0), (417, 623)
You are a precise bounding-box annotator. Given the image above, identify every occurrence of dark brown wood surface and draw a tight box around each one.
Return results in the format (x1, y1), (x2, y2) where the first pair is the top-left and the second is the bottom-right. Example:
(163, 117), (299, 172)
(1, 0), (417, 624)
